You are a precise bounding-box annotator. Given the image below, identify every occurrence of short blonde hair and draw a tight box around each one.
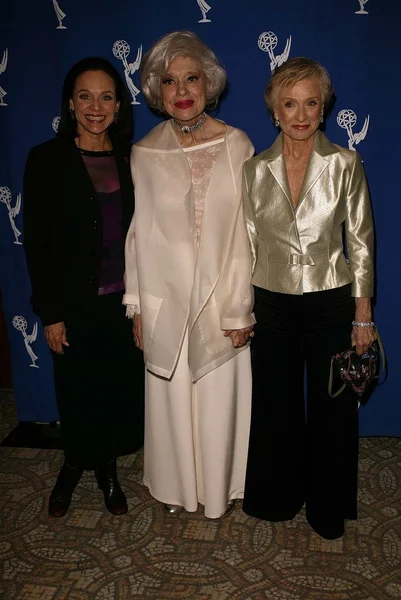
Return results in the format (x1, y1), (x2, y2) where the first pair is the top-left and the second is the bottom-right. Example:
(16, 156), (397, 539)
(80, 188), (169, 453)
(140, 30), (227, 111)
(265, 57), (334, 118)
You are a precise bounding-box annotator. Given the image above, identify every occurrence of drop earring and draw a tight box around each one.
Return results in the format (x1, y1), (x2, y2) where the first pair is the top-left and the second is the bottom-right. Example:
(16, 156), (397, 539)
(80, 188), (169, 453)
(274, 116), (280, 127)
(320, 111), (324, 123)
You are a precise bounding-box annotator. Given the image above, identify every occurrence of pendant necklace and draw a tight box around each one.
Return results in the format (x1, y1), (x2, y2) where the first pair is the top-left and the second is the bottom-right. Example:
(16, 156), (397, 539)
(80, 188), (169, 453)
(172, 112), (207, 134)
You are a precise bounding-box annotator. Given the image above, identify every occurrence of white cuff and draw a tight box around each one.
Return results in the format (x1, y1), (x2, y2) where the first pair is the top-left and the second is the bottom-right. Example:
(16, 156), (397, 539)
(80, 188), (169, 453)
(126, 305), (140, 318)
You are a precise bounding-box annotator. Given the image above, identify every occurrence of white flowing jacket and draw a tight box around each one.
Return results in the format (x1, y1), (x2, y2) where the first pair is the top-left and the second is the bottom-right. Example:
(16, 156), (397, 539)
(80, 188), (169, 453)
(123, 120), (255, 381)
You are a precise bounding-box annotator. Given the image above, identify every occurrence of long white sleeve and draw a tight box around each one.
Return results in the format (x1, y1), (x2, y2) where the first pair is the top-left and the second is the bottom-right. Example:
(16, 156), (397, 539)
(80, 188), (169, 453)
(123, 213), (140, 315)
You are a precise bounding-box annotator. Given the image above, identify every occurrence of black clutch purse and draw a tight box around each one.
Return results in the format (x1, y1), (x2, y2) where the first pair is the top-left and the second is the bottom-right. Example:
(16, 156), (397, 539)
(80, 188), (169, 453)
(328, 331), (385, 398)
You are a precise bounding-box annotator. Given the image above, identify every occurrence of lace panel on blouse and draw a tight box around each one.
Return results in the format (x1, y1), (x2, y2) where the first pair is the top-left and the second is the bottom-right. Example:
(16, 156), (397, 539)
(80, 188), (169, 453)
(184, 139), (224, 244)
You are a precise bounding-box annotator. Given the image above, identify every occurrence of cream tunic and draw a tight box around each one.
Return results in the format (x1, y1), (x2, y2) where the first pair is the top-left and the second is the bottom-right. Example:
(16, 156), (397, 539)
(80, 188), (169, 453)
(123, 121), (255, 381)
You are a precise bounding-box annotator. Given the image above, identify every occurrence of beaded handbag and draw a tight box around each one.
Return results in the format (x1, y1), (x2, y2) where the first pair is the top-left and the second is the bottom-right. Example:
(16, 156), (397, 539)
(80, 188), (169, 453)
(328, 331), (385, 398)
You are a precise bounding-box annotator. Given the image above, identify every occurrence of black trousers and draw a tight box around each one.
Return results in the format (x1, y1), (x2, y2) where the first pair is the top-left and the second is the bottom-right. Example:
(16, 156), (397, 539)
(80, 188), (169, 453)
(52, 292), (144, 470)
(243, 284), (358, 539)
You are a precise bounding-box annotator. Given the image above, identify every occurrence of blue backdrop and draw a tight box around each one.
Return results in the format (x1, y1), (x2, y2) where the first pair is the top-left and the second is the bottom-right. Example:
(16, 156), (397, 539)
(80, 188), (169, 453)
(1, 0), (400, 434)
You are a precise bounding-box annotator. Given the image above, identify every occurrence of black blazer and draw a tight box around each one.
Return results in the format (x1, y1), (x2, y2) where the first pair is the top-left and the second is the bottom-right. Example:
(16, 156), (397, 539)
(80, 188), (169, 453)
(23, 136), (134, 326)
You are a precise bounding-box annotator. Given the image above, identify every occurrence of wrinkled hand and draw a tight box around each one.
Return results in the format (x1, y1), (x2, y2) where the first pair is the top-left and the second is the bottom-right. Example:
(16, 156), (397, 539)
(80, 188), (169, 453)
(133, 313), (144, 351)
(44, 322), (69, 354)
(223, 325), (254, 348)
(351, 325), (377, 355)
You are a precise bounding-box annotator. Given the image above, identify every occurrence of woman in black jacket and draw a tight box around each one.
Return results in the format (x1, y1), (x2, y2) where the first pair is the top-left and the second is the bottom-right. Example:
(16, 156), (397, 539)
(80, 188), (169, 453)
(23, 57), (144, 517)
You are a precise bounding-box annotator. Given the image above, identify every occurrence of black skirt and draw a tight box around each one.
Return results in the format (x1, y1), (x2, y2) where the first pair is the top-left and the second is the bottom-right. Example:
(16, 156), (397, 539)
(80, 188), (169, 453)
(52, 291), (144, 470)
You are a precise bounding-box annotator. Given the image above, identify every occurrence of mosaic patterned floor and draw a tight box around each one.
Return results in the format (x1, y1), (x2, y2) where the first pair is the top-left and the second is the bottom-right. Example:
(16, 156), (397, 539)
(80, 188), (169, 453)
(0, 391), (400, 600)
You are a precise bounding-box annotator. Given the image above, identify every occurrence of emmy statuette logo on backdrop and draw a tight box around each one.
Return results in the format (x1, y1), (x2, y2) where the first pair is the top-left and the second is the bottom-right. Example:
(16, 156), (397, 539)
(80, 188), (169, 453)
(258, 31), (292, 72)
(52, 116), (60, 133)
(337, 109), (370, 151)
(0, 186), (22, 245)
(355, 0), (369, 14)
(12, 316), (39, 368)
(197, 0), (211, 23)
(112, 41), (142, 105)
(0, 48), (8, 106)
(53, 0), (67, 29)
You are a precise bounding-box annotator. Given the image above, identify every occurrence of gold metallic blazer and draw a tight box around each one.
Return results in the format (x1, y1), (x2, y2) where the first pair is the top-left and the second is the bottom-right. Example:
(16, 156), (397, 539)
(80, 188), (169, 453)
(243, 131), (374, 297)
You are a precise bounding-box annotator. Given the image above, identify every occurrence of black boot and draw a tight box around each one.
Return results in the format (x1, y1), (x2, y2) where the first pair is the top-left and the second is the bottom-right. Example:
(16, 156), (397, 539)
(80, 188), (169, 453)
(95, 459), (128, 515)
(48, 460), (84, 517)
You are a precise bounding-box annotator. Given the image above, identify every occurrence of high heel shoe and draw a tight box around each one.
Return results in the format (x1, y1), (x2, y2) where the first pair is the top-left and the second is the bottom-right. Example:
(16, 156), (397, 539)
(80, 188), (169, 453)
(95, 458), (128, 516)
(222, 500), (235, 517)
(164, 504), (183, 515)
(48, 460), (84, 518)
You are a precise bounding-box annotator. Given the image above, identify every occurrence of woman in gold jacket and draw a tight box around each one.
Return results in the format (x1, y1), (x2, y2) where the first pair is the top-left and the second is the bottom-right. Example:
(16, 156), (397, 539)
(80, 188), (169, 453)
(242, 57), (375, 540)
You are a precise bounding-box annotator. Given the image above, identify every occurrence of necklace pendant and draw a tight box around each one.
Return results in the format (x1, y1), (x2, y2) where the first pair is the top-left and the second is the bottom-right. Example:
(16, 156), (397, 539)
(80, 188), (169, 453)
(172, 111), (207, 134)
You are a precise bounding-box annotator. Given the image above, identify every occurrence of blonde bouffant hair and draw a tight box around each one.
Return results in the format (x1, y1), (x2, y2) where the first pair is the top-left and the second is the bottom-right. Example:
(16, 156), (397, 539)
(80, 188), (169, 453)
(140, 30), (227, 112)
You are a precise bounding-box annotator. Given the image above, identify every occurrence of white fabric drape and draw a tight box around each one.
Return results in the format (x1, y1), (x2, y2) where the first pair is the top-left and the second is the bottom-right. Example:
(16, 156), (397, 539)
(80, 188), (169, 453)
(143, 333), (252, 518)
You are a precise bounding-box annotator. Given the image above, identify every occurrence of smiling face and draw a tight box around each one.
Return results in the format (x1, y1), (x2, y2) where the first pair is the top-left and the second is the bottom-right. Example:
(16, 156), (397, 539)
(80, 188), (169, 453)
(273, 77), (323, 142)
(69, 70), (119, 142)
(161, 56), (207, 125)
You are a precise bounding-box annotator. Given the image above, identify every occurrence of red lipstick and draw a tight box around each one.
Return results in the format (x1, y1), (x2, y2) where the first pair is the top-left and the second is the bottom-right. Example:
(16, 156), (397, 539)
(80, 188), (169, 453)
(175, 100), (194, 109)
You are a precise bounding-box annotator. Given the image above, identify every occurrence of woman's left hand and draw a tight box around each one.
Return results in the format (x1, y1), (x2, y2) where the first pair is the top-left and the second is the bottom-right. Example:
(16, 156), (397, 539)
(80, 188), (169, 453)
(351, 325), (377, 355)
(223, 326), (254, 348)
(353, 298), (377, 355)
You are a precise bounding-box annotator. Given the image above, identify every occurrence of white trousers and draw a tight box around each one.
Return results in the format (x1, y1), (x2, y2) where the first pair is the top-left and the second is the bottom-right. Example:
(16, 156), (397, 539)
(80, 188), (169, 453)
(143, 336), (252, 518)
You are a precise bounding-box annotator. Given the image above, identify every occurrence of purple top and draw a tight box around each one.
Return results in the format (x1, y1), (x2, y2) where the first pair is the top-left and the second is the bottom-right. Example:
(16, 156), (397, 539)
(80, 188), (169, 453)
(81, 150), (125, 295)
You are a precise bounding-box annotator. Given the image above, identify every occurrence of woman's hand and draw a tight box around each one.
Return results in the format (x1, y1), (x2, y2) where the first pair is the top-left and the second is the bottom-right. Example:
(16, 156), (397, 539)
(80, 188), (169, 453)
(133, 313), (144, 351)
(352, 297), (377, 355)
(223, 326), (254, 348)
(44, 322), (69, 354)
(351, 325), (377, 355)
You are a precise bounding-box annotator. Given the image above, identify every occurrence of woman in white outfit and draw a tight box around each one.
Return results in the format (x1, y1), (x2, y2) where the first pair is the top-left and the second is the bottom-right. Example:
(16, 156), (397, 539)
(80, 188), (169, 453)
(123, 31), (255, 518)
